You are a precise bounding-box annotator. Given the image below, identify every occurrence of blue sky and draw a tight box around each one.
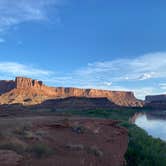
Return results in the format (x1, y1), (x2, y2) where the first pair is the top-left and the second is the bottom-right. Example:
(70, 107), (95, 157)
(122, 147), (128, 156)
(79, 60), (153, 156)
(0, 0), (166, 99)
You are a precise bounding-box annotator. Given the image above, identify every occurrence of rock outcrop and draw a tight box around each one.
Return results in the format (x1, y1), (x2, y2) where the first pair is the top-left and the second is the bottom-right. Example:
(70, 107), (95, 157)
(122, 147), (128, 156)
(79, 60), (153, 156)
(0, 77), (143, 107)
(15, 77), (43, 89)
(38, 97), (117, 111)
(0, 80), (15, 94)
(145, 95), (166, 103)
(145, 94), (166, 109)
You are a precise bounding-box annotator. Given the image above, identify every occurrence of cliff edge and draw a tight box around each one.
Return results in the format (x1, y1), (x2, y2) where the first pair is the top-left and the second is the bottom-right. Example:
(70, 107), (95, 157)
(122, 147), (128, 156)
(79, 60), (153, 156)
(0, 77), (143, 107)
(145, 94), (166, 109)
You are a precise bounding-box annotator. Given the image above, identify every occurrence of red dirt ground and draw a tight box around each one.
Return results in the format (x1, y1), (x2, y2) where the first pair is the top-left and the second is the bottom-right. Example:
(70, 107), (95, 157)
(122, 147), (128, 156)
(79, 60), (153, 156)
(19, 116), (128, 166)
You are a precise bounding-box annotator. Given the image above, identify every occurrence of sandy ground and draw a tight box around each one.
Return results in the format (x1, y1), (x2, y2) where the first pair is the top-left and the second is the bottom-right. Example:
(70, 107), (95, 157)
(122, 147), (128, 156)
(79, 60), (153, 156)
(0, 114), (128, 166)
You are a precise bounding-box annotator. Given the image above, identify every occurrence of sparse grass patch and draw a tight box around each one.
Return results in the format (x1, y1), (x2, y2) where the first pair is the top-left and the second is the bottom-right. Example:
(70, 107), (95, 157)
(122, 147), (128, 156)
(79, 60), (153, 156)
(28, 143), (54, 158)
(71, 125), (86, 134)
(23, 131), (37, 139)
(0, 142), (26, 154)
(87, 145), (103, 157)
(65, 143), (84, 151)
(13, 123), (32, 136)
(66, 109), (166, 165)
(64, 109), (138, 121)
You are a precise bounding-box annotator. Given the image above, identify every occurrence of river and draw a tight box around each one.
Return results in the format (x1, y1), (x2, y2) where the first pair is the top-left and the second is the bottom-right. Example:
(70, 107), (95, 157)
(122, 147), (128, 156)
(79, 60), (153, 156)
(134, 112), (166, 141)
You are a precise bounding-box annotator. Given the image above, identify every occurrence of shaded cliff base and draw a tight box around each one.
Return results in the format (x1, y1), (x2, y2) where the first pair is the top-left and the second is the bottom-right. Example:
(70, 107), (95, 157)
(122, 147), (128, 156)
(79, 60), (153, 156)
(0, 96), (144, 115)
(144, 94), (166, 110)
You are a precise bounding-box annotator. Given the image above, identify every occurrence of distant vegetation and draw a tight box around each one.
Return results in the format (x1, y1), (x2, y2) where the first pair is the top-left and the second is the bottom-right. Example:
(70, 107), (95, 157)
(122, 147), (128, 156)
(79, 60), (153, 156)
(64, 109), (137, 121)
(64, 109), (166, 166)
(125, 124), (166, 166)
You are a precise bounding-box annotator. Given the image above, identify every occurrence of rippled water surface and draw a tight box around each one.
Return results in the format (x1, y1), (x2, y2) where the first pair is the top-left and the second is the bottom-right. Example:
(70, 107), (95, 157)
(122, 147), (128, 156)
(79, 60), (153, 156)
(135, 113), (166, 141)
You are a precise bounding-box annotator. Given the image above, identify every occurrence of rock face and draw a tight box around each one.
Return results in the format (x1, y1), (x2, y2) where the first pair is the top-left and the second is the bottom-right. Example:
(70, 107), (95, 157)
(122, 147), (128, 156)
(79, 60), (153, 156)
(15, 77), (43, 89)
(145, 95), (166, 109)
(38, 97), (117, 111)
(0, 77), (143, 107)
(0, 80), (15, 94)
(145, 95), (166, 103)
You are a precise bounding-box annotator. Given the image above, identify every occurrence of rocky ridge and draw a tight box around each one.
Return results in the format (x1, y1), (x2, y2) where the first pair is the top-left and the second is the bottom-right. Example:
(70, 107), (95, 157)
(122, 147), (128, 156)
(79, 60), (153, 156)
(0, 77), (143, 107)
(145, 94), (166, 109)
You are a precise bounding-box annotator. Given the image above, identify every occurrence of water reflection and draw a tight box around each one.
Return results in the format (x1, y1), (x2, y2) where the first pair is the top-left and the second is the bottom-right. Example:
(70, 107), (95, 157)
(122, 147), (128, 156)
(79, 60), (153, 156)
(135, 113), (166, 141)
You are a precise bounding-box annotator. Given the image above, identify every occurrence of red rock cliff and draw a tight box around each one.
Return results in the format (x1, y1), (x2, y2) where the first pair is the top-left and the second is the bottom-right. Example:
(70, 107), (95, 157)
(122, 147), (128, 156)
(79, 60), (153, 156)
(145, 94), (166, 109)
(0, 77), (143, 107)
(15, 77), (43, 89)
(0, 80), (15, 94)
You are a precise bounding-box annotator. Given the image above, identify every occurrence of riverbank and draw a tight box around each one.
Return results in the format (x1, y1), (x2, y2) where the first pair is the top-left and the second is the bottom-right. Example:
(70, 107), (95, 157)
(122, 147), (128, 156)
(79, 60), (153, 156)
(64, 109), (166, 166)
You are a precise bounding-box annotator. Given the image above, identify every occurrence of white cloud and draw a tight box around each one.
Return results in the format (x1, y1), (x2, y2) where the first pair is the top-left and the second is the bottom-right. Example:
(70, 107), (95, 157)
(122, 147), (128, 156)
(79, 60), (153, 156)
(138, 73), (153, 80)
(131, 87), (159, 100)
(0, 52), (165, 99)
(0, 0), (61, 32)
(103, 82), (112, 86)
(0, 62), (52, 79)
(69, 52), (166, 99)
(159, 83), (166, 90)
(75, 52), (166, 82)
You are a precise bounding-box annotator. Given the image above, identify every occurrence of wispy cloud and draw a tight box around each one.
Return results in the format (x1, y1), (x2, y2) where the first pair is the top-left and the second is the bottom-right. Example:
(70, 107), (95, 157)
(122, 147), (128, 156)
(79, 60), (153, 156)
(138, 73), (154, 80)
(68, 52), (166, 98)
(159, 83), (166, 90)
(0, 62), (52, 80)
(0, 52), (166, 99)
(75, 52), (166, 82)
(0, 0), (61, 32)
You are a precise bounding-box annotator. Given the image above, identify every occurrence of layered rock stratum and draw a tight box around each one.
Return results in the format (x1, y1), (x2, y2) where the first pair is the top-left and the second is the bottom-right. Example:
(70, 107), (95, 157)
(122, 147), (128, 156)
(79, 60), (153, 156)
(145, 94), (166, 109)
(145, 95), (166, 103)
(0, 77), (143, 107)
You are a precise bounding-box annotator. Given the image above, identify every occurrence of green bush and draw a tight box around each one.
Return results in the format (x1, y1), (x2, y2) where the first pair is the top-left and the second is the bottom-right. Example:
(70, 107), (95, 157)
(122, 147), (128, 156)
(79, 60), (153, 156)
(125, 125), (166, 166)
(28, 143), (54, 158)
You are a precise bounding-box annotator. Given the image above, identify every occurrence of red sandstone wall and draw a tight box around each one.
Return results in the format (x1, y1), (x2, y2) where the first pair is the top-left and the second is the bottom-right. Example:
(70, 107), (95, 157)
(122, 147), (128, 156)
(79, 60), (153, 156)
(0, 77), (142, 107)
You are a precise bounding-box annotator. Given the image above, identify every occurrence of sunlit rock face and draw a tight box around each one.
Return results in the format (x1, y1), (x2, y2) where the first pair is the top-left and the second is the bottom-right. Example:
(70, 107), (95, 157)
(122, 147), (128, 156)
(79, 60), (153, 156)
(15, 77), (43, 89)
(0, 77), (143, 107)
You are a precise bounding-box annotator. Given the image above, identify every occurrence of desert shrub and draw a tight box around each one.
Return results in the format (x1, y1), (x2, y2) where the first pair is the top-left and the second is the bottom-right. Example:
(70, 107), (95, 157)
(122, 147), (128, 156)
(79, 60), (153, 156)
(87, 146), (103, 157)
(13, 123), (32, 136)
(71, 125), (86, 134)
(65, 109), (137, 121)
(28, 143), (54, 158)
(65, 143), (84, 151)
(0, 142), (26, 154)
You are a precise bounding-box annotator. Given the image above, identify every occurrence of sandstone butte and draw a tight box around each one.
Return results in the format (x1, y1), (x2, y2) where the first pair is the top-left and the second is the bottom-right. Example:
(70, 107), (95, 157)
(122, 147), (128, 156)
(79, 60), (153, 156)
(0, 77), (143, 107)
(145, 94), (166, 109)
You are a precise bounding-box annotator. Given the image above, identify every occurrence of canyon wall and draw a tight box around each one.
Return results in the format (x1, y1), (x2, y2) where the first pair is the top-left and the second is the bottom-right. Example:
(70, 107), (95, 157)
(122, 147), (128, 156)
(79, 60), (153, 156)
(0, 80), (15, 94)
(15, 77), (43, 89)
(0, 77), (143, 107)
(145, 95), (166, 109)
(145, 95), (166, 103)
(38, 97), (117, 111)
